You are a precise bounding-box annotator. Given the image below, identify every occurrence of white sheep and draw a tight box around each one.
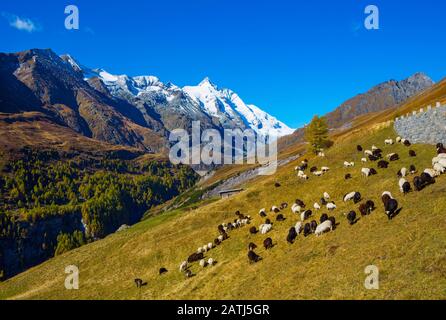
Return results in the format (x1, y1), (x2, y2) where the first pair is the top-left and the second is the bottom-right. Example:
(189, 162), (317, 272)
(197, 247), (204, 254)
(424, 168), (440, 178)
(382, 191), (394, 199)
(364, 150), (373, 156)
(372, 145), (379, 151)
(385, 139), (394, 145)
(313, 202), (321, 210)
(291, 204), (302, 214)
(315, 220), (333, 236)
(318, 152), (326, 157)
(361, 168), (371, 177)
(396, 137), (402, 143)
(202, 245), (208, 253)
(217, 235), (224, 242)
(179, 261), (188, 272)
(199, 259), (206, 268)
(299, 174), (309, 180)
(313, 171), (323, 176)
(343, 161), (355, 168)
(326, 202), (337, 211)
(361, 158), (368, 163)
(295, 221), (303, 234)
(207, 243), (213, 250)
(321, 166), (330, 173)
(323, 192), (330, 200)
(433, 163), (446, 174)
(398, 167), (407, 177)
(259, 224), (272, 235)
(259, 208), (266, 216)
(207, 258), (214, 266)
(343, 192), (356, 202)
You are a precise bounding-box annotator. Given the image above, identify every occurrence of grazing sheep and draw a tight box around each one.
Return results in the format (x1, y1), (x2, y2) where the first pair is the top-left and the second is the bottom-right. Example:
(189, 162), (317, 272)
(214, 238), (221, 246)
(280, 202), (289, 210)
(403, 139), (411, 147)
(301, 210), (313, 221)
(361, 168), (371, 177)
(259, 208), (267, 218)
(310, 220), (318, 233)
(248, 250), (262, 263)
(397, 167), (408, 178)
(310, 166), (318, 173)
(295, 199), (306, 208)
(179, 261), (188, 272)
(199, 259), (207, 268)
(134, 279), (146, 288)
(159, 268), (168, 275)
(385, 139), (394, 145)
(276, 214), (286, 222)
(299, 173), (309, 180)
(344, 192), (361, 204)
(396, 137), (402, 143)
(188, 252), (204, 263)
(384, 198), (399, 220)
(361, 158), (368, 163)
(365, 150), (373, 156)
(185, 270), (194, 278)
(437, 143), (446, 154)
(344, 161), (355, 168)
(313, 171), (324, 177)
(357, 145), (363, 152)
(292, 204), (302, 214)
(323, 192), (331, 200)
(217, 235), (224, 242)
(320, 198), (328, 206)
(326, 202), (337, 211)
(409, 165), (417, 174)
(313, 202), (321, 210)
(318, 152), (326, 157)
(315, 220), (333, 236)
(287, 227), (298, 244)
(275, 182), (281, 188)
(360, 200), (376, 216)
(248, 243), (257, 251)
(265, 219), (272, 225)
(207, 258), (215, 266)
(399, 178), (411, 194)
(409, 150), (417, 157)
(346, 211), (357, 225)
(303, 223), (312, 237)
(207, 243), (214, 250)
(259, 224), (273, 235)
(197, 247), (205, 254)
(387, 153), (400, 161)
(433, 163), (446, 174)
(345, 173), (352, 180)
(295, 221), (303, 234)
(250, 226), (258, 234)
(270, 206), (281, 213)
(378, 160), (389, 169)
(328, 217), (336, 230)
(424, 168), (440, 178)
(263, 238), (274, 250)
(373, 149), (383, 157)
(321, 166), (330, 173)
(368, 155), (379, 161)
(320, 213), (329, 223)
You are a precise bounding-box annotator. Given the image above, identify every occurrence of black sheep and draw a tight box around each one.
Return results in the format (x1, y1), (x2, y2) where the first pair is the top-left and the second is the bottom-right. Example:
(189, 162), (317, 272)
(402, 181), (411, 195)
(384, 198), (399, 220)
(134, 278), (145, 288)
(303, 223), (312, 237)
(409, 165), (417, 174)
(346, 211), (357, 225)
(295, 199), (306, 208)
(310, 166), (318, 173)
(437, 143), (446, 154)
(373, 149), (383, 157)
(275, 182), (281, 188)
(159, 268), (168, 275)
(409, 150), (417, 157)
(368, 155), (379, 162)
(320, 198), (328, 206)
(301, 210), (312, 221)
(188, 252), (204, 263)
(263, 238), (274, 250)
(353, 192), (362, 204)
(320, 213), (329, 223)
(276, 214), (286, 222)
(345, 173), (352, 180)
(403, 140), (411, 147)
(357, 145), (363, 152)
(218, 224), (225, 234)
(328, 216), (336, 230)
(287, 227), (298, 244)
(413, 176), (424, 191)
(260, 211), (267, 218)
(280, 202), (288, 210)
(265, 218), (272, 225)
(378, 160), (389, 169)
(248, 250), (262, 263)
(370, 168), (378, 175)
(214, 238), (221, 246)
(249, 226), (258, 234)
(248, 242), (257, 251)
(389, 154), (400, 161)
(310, 220), (318, 233)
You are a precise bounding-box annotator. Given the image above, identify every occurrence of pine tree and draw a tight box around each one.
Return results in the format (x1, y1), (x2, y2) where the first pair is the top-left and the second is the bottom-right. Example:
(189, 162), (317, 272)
(304, 115), (331, 154)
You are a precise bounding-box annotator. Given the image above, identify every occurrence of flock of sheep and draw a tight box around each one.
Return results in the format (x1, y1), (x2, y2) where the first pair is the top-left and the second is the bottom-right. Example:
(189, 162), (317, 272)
(135, 138), (446, 285)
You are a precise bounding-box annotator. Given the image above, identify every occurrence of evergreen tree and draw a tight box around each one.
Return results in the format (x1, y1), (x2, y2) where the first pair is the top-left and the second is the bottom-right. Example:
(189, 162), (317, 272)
(304, 115), (331, 154)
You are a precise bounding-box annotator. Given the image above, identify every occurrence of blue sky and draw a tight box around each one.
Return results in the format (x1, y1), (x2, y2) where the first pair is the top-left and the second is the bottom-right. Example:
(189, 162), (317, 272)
(1, 0), (445, 128)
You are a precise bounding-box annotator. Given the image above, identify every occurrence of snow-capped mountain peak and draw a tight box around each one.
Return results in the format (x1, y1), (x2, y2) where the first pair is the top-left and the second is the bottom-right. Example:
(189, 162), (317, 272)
(62, 54), (294, 137)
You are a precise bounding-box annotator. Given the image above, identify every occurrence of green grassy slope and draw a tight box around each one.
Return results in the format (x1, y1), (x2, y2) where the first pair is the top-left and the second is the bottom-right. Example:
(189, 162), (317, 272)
(1, 123), (446, 300)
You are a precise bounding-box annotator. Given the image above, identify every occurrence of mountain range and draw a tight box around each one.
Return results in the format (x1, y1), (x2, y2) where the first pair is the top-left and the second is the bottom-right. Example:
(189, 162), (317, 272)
(0, 48), (435, 156)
